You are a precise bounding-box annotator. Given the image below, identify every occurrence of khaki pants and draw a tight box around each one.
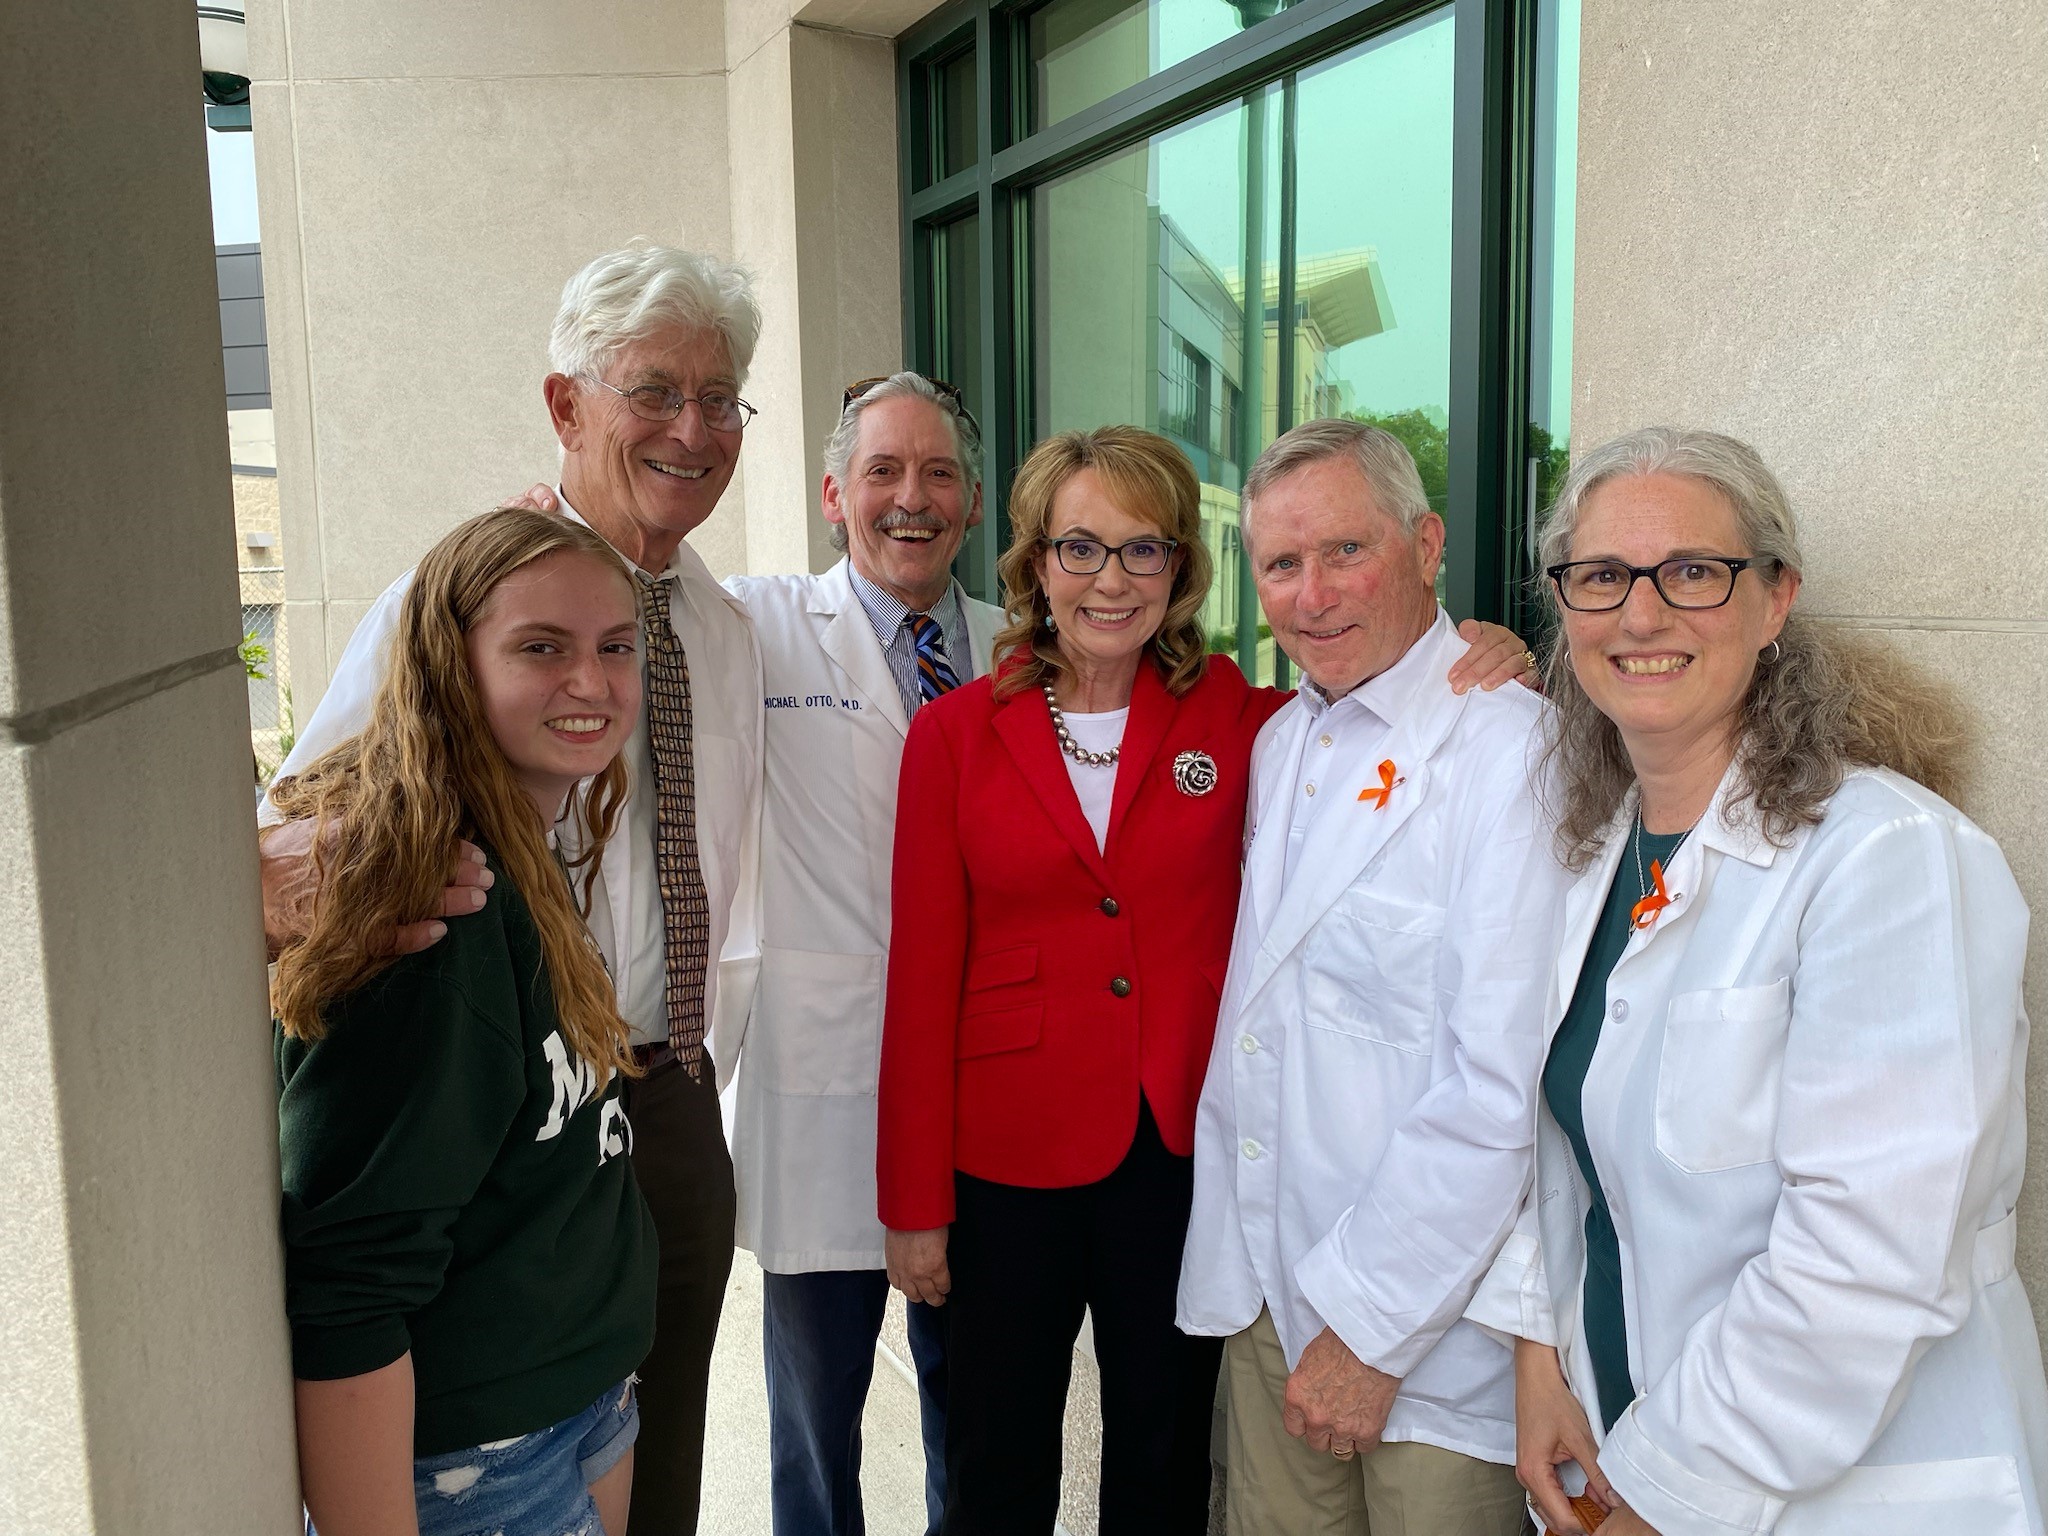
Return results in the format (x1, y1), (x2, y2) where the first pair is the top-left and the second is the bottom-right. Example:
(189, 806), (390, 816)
(1224, 1309), (1526, 1536)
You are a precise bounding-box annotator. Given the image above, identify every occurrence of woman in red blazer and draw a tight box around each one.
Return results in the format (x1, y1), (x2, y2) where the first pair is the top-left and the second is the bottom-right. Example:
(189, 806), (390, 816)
(877, 426), (1532, 1534)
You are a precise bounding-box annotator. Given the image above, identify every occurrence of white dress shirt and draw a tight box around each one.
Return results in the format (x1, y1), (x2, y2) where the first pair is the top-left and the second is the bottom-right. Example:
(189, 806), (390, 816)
(1178, 610), (1570, 1464)
(262, 492), (765, 1073)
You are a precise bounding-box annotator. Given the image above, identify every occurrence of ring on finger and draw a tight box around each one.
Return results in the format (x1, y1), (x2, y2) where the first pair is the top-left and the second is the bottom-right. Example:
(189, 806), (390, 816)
(1332, 1441), (1356, 1460)
(1521, 648), (1537, 671)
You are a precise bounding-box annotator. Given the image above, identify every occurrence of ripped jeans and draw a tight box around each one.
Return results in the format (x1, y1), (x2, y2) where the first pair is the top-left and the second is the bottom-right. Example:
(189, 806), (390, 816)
(406, 1378), (639, 1536)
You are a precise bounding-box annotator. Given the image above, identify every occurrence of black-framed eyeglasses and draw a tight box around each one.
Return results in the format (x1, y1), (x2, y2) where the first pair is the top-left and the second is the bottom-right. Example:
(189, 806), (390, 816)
(595, 379), (757, 432)
(1546, 555), (1779, 612)
(1047, 536), (1180, 577)
(842, 373), (982, 440)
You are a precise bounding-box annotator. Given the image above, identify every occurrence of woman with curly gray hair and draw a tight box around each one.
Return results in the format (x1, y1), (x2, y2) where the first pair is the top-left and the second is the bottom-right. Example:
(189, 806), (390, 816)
(1475, 427), (2048, 1536)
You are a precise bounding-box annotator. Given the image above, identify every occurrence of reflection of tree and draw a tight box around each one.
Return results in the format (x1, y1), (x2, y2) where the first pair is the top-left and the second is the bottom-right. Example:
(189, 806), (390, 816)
(1345, 409), (1571, 528)
(1347, 408), (1449, 513)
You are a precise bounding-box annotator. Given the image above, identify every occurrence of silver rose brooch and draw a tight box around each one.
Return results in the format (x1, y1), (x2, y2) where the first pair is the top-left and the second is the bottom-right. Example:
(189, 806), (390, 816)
(1172, 749), (1219, 797)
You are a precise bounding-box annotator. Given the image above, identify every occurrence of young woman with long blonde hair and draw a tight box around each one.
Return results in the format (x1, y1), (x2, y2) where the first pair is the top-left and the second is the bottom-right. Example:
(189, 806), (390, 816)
(271, 506), (657, 1536)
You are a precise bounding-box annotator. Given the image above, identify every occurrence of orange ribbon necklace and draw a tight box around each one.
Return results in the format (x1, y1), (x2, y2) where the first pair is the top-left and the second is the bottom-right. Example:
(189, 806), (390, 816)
(1358, 758), (1404, 811)
(1628, 813), (1692, 931)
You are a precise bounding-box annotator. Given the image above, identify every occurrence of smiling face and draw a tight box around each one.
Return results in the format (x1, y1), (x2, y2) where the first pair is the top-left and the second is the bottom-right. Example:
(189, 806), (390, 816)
(821, 393), (982, 612)
(1561, 471), (1799, 768)
(465, 548), (643, 817)
(1248, 455), (1444, 697)
(547, 324), (743, 571)
(1035, 467), (1181, 693)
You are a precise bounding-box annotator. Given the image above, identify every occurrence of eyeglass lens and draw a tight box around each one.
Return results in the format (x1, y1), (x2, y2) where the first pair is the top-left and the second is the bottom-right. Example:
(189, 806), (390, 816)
(1054, 539), (1173, 576)
(622, 386), (750, 431)
(1556, 558), (1738, 611)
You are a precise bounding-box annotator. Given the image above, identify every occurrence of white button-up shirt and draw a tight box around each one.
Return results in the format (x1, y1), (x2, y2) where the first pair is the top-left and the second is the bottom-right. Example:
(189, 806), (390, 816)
(1178, 610), (1570, 1463)
(262, 493), (765, 1074)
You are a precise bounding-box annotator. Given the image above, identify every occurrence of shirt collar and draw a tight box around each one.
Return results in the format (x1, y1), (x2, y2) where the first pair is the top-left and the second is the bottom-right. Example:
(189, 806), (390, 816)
(1297, 607), (1452, 726)
(555, 486), (691, 582)
(848, 562), (959, 649)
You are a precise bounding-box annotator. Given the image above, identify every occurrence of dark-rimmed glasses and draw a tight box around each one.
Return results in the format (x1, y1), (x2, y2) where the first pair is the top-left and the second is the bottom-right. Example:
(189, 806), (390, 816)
(1048, 537), (1179, 577)
(1546, 556), (1779, 612)
(842, 374), (982, 440)
(595, 380), (757, 432)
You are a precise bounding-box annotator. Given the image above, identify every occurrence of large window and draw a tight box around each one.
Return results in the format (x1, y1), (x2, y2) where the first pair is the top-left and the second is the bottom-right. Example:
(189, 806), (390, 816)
(902, 0), (1578, 677)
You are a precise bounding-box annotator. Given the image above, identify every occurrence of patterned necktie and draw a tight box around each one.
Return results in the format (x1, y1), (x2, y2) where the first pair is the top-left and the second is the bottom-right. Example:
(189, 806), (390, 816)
(905, 612), (960, 703)
(635, 572), (709, 1079)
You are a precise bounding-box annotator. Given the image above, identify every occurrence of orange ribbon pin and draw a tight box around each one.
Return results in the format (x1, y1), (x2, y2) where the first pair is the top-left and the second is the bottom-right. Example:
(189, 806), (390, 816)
(1358, 758), (1405, 811)
(1630, 859), (1676, 930)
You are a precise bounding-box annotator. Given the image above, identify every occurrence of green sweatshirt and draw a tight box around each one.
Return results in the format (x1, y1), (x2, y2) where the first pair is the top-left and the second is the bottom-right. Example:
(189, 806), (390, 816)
(277, 864), (657, 1456)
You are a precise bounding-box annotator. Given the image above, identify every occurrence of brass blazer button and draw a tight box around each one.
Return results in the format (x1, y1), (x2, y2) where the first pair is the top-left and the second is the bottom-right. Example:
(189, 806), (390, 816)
(1110, 976), (1132, 998)
(1100, 896), (1120, 917)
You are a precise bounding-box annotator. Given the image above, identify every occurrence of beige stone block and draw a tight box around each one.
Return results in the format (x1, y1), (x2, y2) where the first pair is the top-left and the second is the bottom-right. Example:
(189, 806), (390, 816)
(794, 0), (951, 42)
(1572, 1), (2048, 625)
(250, 82), (328, 615)
(272, 0), (724, 82)
(696, 460), (751, 580)
(245, 0), (286, 83)
(0, 665), (298, 1533)
(0, 0), (243, 720)
(1842, 622), (2048, 1332)
(284, 597), (330, 715)
(730, 24), (904, 578)
(278, 72), (732, 605)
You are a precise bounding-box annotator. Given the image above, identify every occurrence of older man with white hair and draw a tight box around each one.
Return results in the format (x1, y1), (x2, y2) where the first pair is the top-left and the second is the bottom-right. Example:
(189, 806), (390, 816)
(261, 243), (767, 1536)
(1177, 418), (1569, 1536)
(724, 372), (1001, 1536)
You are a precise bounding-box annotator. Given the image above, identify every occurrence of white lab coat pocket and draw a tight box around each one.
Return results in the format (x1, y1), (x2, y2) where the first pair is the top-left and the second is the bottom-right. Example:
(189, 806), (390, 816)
(750, 946), (885, 1096)
(1302, 893), (1445, 1056)
(1654, 977), (1790, 1174)
(1774, 1455), (2029, 1536)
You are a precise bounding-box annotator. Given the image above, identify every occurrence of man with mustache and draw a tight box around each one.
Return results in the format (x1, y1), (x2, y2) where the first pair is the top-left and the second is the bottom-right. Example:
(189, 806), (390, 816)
(722, 373), (1001, 1536)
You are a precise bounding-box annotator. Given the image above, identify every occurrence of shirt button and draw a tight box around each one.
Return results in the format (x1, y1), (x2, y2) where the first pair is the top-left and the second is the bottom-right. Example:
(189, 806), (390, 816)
(1610, 998), (1630, 1021)
(1110, 977), (1132, 998)
(1100, 896), (1120, 917)
(1319, 734), (1334, 748)
(1242, 1139), (1262, 1160)
(1240, 1035), (1259, 1054)
(1305, 783), (1317, 797)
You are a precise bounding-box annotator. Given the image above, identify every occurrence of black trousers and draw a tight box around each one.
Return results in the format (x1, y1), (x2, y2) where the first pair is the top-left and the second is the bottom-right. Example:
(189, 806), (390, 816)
(621, 1056), (737, 1536)
(942, 1099), (1221, 1536)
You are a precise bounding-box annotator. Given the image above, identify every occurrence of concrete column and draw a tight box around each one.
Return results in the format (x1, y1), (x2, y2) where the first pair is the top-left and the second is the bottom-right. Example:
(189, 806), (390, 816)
(0, 3), (301, 1532)
(729, 14), (907, 575)
(247, 0), (741, 712)
(1573, 1), (2048, 1318)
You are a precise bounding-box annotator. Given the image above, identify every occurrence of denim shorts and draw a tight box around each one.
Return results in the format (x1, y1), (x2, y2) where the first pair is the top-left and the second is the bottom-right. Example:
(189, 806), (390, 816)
(406, 1378), (639, 1536)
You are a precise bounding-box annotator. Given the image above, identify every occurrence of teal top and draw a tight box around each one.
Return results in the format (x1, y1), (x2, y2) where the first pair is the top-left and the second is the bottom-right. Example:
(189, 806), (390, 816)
(1541, 822), (1688, 1431)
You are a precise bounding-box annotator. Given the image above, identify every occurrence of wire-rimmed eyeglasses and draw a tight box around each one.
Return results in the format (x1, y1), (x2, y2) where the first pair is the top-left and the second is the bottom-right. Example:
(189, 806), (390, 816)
(1047, 537), (1180, 577)
(595, 379), (757, 432)
(1545, 556), (1779, 612)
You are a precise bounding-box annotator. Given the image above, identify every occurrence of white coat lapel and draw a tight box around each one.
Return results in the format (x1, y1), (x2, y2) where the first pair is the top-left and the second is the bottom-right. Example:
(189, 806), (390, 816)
(1235, 630), (1472, 1012)
(813, 560), (909, 737)
(1551, 818), (1630, 1043)
(960, 589), (1003, 679)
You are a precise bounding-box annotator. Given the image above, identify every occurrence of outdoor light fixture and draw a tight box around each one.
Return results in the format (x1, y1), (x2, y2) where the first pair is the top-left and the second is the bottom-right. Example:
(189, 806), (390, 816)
(199, 2), (250, 132)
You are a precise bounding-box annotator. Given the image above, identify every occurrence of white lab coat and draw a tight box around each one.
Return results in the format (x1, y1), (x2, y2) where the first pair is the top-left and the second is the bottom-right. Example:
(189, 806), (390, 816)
(264, 527), (766, 1087)
(1178, 614), (1571, 1463)
(722, 559), (1003, 1272)
(1467, 763), (2047, 1535)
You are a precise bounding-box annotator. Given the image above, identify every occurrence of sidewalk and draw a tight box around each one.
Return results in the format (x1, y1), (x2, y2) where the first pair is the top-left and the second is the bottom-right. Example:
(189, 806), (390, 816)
(698, 1261), (1110, 1534)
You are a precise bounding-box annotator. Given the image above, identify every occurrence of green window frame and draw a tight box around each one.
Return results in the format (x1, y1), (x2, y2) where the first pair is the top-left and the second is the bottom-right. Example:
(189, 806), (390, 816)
(900, 0), (1571, 647)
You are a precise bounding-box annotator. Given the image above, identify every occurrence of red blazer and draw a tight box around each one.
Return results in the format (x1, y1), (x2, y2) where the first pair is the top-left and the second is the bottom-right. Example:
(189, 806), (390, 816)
(877, 655), (1288, 1230)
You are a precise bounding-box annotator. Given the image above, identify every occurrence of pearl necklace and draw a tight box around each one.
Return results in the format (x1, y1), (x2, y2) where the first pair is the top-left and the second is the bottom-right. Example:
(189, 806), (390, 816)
(1044, 683), (1120, 768)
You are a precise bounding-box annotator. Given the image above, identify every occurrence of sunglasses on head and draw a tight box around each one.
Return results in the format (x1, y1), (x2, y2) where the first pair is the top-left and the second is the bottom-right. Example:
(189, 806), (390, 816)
(841, 374), (981, 439)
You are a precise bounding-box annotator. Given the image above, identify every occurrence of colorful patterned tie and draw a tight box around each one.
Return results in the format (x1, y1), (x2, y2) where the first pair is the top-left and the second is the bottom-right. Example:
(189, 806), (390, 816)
(636, 573), (709, 1079)
(905, 612), (960, 703)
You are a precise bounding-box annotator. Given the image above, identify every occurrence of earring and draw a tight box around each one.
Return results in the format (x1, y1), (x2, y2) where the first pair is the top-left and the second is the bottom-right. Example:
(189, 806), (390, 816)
(1044, 613), (1056, 632)
(1761, 639), (1782, 663)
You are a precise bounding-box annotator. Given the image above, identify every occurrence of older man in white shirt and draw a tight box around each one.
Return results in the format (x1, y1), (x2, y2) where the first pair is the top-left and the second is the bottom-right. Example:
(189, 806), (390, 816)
(723, 373), (1001, 1536)
(1178, 419), (1568, 1535)
(260, 244), (766, 1536)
